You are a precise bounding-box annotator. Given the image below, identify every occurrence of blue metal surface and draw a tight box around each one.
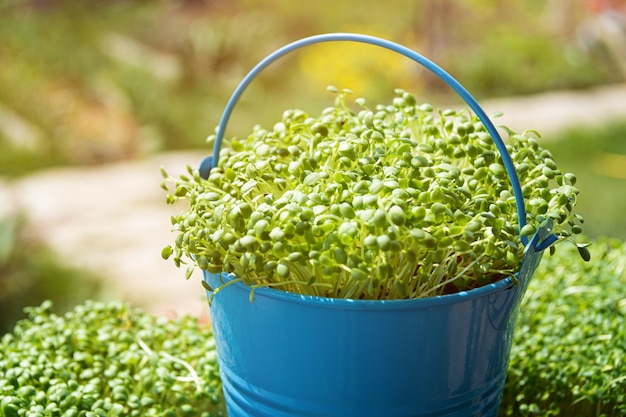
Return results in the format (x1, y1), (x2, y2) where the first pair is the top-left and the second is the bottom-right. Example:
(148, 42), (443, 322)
(205, 233), (545, 417)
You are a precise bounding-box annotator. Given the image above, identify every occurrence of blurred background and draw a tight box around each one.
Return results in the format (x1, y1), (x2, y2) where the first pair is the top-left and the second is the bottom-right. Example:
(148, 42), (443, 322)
(1, 0), (626, 332)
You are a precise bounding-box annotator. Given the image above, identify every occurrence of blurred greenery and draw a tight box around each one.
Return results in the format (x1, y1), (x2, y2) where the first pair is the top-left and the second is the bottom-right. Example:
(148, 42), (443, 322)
(546, 120), (626, 239)
(502, 238), (626, 416)
(0, 216), (104, 335)
(0, 0), (619, 176)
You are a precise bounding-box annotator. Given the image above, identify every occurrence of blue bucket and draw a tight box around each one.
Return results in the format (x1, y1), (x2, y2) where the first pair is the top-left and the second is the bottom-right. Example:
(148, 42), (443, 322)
(199, 33), (556, 417)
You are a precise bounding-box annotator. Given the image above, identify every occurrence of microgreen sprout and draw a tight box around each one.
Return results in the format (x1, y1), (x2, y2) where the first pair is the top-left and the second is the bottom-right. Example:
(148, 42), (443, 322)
(0, 301), (225, 417)
(162, 88), (587, 300)
(503, 239), (626, 416)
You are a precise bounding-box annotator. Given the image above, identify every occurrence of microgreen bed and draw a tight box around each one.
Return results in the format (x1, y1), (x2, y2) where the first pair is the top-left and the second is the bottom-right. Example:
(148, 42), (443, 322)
(502, 238), (626, 416)
(1, 239), (624, 416)
(0, 302), (224, 417)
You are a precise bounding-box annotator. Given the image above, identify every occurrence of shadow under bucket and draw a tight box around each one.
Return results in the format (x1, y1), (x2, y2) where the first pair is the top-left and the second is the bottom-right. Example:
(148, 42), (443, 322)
(204, 231), (546, 417)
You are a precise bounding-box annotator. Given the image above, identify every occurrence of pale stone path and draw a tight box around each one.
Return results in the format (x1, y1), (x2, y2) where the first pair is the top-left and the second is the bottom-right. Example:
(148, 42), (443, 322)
(1, 151), (210, 317)
(1, 85), (625, 316)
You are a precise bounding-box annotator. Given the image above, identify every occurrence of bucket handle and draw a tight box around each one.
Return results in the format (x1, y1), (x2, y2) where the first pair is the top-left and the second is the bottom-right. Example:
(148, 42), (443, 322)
(198, 32), (557, 251)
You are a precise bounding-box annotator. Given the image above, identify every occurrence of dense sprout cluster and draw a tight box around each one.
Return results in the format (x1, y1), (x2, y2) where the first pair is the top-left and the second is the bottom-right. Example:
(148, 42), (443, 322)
(163, 88), (586, 299)
(503, 238), (626, 416)
(0, 301), (224, 417)
(2, 239), (622, 417)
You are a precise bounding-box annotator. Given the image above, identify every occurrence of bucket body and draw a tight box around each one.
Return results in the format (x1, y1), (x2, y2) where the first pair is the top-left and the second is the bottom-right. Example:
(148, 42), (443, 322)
(204, 244), (543, 417)
(192, 33), (556, 417)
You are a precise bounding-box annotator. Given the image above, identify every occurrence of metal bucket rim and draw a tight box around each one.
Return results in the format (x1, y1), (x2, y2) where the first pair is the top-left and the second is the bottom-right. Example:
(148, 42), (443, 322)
(207, 272), (516, 310)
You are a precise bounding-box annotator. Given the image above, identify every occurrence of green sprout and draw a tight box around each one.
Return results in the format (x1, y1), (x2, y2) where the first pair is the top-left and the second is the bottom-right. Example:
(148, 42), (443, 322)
(162, 88), (587, 300)
(0, 301), (224, 417)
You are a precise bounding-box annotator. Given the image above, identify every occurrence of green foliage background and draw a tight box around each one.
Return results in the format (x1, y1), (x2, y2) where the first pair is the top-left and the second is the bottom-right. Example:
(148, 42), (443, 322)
(0, 0), (616, 174)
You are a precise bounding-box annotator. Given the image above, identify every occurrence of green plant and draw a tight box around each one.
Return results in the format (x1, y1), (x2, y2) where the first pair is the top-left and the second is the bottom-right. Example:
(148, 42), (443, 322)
(545, 120), (626, 240)
(162, 88), (587, 300)
(0, 1), (616, 178)
(1, 238), (622, 416)
(0, 300), (224, 417)
(0, 216), (103, 335)
(501, 238), (626, 416)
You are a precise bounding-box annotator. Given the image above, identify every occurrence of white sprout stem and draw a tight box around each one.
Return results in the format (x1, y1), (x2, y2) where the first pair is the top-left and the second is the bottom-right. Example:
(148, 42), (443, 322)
(137, 336), (202, 393)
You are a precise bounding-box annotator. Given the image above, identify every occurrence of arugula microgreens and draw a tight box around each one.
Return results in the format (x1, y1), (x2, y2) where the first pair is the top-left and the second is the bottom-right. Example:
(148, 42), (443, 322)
(162, 88), (587, 300)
